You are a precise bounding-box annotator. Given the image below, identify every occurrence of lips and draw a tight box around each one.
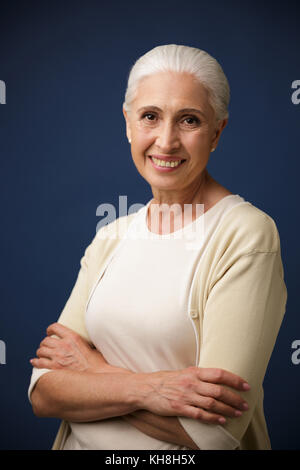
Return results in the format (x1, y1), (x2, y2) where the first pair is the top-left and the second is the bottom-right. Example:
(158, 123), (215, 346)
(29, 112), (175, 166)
(148, 155), (186, 171)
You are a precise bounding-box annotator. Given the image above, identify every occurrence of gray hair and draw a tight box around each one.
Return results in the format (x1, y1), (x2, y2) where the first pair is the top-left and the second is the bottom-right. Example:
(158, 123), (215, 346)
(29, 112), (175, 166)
(123, 44), (230, 122)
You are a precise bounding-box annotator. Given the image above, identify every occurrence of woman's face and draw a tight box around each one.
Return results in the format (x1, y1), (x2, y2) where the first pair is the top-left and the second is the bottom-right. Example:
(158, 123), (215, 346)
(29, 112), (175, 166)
(123, 71), (227, 194)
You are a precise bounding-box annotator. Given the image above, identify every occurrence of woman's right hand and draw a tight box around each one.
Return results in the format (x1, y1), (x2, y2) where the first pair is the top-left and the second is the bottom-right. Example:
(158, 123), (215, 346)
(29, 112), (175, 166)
(133, 366), (250, 424)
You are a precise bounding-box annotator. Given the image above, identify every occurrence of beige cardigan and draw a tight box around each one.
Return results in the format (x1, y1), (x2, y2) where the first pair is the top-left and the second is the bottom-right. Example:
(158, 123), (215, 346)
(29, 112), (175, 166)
(33, 202), (287, 450)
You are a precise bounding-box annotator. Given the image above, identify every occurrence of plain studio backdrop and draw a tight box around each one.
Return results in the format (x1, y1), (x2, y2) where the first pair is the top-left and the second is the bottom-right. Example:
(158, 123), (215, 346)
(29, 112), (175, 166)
(0, 0), (299, 450)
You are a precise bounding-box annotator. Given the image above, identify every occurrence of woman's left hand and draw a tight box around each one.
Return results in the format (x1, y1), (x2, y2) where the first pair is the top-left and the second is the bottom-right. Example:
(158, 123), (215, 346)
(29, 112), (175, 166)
(30, 323), (111, 373)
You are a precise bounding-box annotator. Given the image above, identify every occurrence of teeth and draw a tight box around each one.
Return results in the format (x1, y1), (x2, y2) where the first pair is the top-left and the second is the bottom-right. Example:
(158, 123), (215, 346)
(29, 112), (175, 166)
(152, 157), (182, 168)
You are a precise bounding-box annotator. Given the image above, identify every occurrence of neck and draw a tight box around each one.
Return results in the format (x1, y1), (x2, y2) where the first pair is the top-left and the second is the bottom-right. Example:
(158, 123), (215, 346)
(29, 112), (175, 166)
(150, 169), (212, 209)
(147, 170), (216, 234)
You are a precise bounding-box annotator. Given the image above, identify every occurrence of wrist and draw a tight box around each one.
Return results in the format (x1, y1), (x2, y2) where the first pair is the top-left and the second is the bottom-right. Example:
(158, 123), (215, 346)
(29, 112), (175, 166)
(126, 372), (153, 410)
(113, 371), (145, 413)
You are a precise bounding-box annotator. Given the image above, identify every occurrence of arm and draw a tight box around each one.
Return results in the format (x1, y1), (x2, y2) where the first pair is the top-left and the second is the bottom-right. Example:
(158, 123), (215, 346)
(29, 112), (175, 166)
(31, 368), (138, 422)
(30, 322), (136, 421)
(30, 366), (247, 423)
(30, 324), (249, 447)
(178, 249), (287, 448)
(32, 368), (198, 448)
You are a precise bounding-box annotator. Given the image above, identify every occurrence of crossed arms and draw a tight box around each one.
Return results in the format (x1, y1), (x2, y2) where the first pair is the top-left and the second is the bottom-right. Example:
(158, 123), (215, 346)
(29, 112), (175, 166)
(30, 323), (250, 450)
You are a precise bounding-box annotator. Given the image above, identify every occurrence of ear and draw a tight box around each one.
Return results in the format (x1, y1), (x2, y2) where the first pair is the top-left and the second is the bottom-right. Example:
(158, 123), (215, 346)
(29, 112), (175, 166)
(211, 118), (228, 150)
(123, 106), (132, 143)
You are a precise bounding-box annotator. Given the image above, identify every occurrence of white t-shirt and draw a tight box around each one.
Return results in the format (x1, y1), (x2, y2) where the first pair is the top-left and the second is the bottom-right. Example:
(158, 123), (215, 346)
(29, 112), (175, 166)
(63, 194), (245, 450)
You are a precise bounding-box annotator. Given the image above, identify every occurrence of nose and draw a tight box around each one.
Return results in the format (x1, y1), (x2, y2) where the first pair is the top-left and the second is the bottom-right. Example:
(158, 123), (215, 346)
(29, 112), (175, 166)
(155, 120), (180, 153)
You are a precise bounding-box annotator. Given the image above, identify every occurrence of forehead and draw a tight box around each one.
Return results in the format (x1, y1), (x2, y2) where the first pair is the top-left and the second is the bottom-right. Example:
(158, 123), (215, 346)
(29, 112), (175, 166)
(133, 71), (211, 111)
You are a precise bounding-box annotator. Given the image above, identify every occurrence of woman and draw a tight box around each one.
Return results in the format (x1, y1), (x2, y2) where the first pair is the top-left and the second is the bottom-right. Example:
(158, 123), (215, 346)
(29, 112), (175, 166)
(28, 44), (287, 450)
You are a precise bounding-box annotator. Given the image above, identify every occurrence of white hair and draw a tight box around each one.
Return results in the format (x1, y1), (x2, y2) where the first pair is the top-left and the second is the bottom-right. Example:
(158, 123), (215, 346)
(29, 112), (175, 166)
(123, 44), (230, 122)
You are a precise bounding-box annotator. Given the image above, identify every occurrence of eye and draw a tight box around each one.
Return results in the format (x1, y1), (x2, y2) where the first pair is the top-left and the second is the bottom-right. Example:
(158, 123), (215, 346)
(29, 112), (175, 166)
(182, 116), (200, 126)
(141, 112), (157, 122)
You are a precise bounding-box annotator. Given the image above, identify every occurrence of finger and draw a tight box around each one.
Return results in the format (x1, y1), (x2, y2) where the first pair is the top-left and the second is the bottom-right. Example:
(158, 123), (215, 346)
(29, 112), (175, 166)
(180, 404), (227, 425)
(196, 381), (249, 411)
(40, 336), (61, 349)
(192, 393), (244, 418)
(36, 346), (55, 360)
(46, 322), (75, 339)
(30, 357), (56, 369)
(196, 367), (250, 391)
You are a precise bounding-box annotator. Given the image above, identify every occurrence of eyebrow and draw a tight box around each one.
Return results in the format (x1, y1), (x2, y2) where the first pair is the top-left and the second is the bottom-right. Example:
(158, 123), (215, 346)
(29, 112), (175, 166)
(137, 106), (206, 119)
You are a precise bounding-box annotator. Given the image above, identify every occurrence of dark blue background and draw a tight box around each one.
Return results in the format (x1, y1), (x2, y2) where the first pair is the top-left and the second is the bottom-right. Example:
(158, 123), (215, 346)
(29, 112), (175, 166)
(0, 0), (299, 450)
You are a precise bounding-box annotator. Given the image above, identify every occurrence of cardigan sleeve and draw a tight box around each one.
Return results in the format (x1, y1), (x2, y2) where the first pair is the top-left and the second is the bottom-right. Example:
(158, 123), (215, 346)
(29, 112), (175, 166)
(178, 248), (287, 449)
(28, 236), (95, 403)
(28, 214), (135, 404)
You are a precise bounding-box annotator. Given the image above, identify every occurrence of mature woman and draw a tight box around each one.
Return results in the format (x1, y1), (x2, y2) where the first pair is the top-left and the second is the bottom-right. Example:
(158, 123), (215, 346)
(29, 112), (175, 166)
(28, 44), (287, 450)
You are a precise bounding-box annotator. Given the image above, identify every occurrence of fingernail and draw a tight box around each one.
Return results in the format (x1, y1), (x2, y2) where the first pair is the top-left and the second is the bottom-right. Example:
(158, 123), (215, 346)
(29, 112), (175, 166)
(242, 403), (249, 410)
(242, 383), (251, 390)
(234, 410), (242, 417)
(218, 417), (226, 424)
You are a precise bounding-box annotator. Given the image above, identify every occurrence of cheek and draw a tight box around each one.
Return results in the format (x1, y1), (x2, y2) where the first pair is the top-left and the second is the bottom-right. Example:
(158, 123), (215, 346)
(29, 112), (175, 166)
(183, 132), (208, 152)
(132, 129), (154, 152)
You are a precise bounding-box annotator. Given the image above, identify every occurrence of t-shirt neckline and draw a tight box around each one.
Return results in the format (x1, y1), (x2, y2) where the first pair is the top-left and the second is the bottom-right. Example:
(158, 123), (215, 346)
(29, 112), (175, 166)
(142, 194), (241, 238)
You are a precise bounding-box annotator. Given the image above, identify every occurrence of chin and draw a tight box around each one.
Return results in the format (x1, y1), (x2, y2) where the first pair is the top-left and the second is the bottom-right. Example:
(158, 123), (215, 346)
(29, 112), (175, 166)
(147, 178), (183, 192)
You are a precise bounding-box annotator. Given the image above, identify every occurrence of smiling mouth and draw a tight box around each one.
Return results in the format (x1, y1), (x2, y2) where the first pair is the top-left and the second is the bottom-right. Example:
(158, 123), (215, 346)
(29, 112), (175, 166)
(148, 156), (186, 168)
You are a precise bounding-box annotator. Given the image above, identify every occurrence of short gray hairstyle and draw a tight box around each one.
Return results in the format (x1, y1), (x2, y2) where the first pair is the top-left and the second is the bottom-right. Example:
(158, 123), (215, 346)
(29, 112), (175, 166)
(123, 44), (230, 122)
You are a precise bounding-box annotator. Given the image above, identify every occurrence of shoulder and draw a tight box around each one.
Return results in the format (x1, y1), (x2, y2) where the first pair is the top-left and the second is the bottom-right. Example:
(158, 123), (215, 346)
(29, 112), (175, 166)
(214, 202), (281, 255)
(82, 212), (138, 259)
